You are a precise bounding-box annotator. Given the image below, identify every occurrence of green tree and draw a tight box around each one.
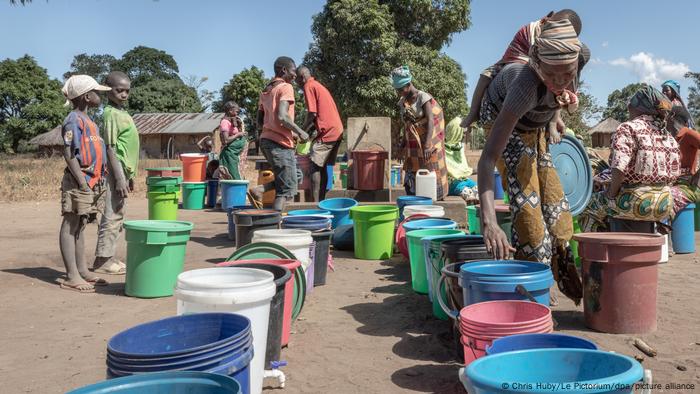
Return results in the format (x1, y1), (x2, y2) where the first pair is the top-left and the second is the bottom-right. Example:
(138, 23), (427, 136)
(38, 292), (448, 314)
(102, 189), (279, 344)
(561, 83), (602, 147)
(685, 71), (700, 126)
(214, 66), (268, 131)
(127, 78), (202, 113)
(113, 46), (181, 86)
(602, 83), (646, 123)
(304, 0), (470, 154)
(0, 55), (67, 152)
(184, 75), (215, 112)
(63, 53), (117, 82)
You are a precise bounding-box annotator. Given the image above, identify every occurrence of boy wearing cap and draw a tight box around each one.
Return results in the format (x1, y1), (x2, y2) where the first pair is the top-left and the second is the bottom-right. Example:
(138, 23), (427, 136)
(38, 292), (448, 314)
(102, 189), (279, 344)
(59, 75), (111, 292)
(93, 71), (139, 275)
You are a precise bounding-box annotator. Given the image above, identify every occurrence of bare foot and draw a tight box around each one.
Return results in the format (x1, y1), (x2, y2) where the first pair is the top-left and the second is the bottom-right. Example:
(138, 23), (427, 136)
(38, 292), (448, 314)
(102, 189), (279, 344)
(60, 278), (95, 293)
(82, 275), (108, 286)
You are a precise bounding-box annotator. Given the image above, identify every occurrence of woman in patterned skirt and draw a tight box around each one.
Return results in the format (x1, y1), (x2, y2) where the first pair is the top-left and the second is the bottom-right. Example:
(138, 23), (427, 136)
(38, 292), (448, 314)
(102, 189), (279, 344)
(391, 65), (449, 201)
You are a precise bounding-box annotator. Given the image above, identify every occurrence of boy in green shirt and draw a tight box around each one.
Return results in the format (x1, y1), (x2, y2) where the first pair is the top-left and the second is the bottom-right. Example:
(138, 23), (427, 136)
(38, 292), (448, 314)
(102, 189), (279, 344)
(93, 71), (139, 274)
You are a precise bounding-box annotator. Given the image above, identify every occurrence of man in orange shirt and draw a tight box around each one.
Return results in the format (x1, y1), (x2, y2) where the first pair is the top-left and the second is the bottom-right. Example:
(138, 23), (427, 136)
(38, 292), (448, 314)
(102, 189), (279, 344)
(296, 66), (344, 201)
(255, 56), (309, 211)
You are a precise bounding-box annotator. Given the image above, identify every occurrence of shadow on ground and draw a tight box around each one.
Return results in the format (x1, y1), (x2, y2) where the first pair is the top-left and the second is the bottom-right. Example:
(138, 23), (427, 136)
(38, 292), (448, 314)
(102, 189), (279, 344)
(189, 234), (233, 249)
(391, 364), (465, 393)
(2, 267), (125, 295)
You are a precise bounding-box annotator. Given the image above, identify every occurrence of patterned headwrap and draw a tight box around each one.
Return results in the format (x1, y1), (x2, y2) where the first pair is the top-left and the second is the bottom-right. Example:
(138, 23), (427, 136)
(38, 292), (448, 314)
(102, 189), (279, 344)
(391, 65), (412, 89)
(530, 19), (582, 65)
(628, 85), (672, 126)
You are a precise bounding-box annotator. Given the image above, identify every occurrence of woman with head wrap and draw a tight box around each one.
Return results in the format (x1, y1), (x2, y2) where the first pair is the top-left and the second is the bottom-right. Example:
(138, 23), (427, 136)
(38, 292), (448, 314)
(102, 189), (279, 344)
(391, 65), (449, 200)
(578, 85), (681, 232)
(478, 19), (583, 303)
(662, 80), (695, 128)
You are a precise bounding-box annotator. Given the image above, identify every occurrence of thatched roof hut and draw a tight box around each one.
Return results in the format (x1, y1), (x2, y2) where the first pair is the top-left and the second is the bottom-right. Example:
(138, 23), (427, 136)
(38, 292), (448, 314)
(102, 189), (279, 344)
(588, 117), (621, 148)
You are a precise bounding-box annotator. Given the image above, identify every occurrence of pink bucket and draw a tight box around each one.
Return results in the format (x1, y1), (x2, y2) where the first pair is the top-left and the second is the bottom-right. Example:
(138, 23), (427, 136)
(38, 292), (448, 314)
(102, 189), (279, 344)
(459, 300), (553, 365)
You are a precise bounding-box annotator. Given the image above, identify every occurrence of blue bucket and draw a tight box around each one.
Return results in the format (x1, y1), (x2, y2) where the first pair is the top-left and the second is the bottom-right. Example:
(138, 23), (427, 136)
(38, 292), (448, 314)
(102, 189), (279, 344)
(326, 164), (334, 190)
(672, 203), (696, 254)
(494, 171), (504, 200)
(288, 209), (332, 217)
(226, 206), (255, 241)
(281, 215), (331, 231)
(220, 180), (249, 211)
(206, 179), (219, 208)
(465, 349), (643, 394)
(67, 371), (242, 394)
(486, 333), (598, 355)
(332, 223), (354, 250)
(403, 218), (457, 232)
(458, 260), (554, 306)
(318, 198), (358, 228)
(397, 195), (433, 221)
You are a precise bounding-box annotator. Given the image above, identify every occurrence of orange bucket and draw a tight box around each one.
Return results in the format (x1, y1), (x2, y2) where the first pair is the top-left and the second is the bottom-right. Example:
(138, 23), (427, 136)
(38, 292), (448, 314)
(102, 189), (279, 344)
(180, 153), (208, 182)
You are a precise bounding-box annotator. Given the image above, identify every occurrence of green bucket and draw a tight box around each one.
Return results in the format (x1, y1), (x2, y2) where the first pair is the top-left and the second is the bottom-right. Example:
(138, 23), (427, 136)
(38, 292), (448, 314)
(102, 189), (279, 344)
(427, 233), (468, 319)
(148, 191), (180, 220)
(296, 141), (311, 155)
(349, 205), (399, 260)
(569, 217), (582, 267)
(466, 205), (480, 235)
(406, 229), (463, 294)
(181, 182), (207, 210)
(146, 176), (181, 193)
(695, 204), (700, 231)
(124, 220), (194, 298)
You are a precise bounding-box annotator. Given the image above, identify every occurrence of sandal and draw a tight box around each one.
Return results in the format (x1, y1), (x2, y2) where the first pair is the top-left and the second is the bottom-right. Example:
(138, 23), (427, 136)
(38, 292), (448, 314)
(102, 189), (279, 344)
(93, 260), (126, 275)
(85, 277), (109, 286)
(60, 282), (95, 293)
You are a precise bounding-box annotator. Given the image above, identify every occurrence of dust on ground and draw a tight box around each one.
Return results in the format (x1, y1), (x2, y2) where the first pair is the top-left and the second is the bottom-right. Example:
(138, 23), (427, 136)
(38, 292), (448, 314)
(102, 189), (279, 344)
(0, 198), (697, 394)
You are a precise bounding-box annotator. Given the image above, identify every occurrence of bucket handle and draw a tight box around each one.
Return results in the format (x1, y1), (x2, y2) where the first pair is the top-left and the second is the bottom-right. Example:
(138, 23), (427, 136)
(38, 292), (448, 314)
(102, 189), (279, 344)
(437, 273), (459, 320)
(416, 169), (431, 176)
(145, 231), (168, 245)
(515, 284), (559, 328)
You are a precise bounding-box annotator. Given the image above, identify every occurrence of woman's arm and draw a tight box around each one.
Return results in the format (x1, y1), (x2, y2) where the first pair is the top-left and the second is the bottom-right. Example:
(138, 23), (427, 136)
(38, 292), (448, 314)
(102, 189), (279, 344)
(477, 108), (518, 259)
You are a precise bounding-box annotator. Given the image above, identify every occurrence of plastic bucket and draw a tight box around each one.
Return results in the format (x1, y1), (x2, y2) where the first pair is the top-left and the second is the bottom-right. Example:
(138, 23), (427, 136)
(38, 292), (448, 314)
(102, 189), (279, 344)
(395, 214), (431, 258)
(494, 171), (504, 200)
(396, 195), (433, 221)
(569, 217), (582, 266)
(349, 205), (399, 260)
(221, 180), (250, 211)
(68, 371), (242, 394)
(281, 215), (332, 231)
(332, 224), (354, 251)
(339, 163), (348, 189)
(225, 263), (291, 369)
(182, 182), (207, 210)
(326, 164), (334, 190)
(251, 229), (314, 295)
(146, 176), (181, 193)
(403, 204), (445, 219)
(406, 228), (463, 294)
(296, 155), (312, 190)
(226, 206), (255, 241)
(459, 300), (553, 365)
(207, 179), (219, 208)
(124, 220), (193, 298)
(458, 260), (554, 307)
(175, 267), (276, 394)
(672, 203), (696, 253)
(288, 209), (332, 217)
(695, 203), (700, 231)
(147, 191), (179, 220)
(146, 167), (182, 178)
(219, 259), (301, 347)
(351, 150), (388, 191)
(401, 218), (458, 260)
(424, 234), (474, 319)
(574, 232), (664, 334)
(466, 205), (480, 235)
(464, 349), (643, 394)
(257, 170), (276, 207)
(181, 153), (208, 182)
(233, 210), (282, 249)
(311, 229), (334, 286)
(318, 198), (359, 228)
(486, 333), (597, 355)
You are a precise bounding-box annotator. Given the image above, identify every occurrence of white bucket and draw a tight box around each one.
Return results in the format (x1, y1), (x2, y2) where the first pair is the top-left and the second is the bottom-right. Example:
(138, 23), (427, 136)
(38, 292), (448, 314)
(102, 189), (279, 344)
(404, 204), (445, 218)
(252, 229), (314, 270)
(659, 234), (668, 263)
(175, 267), (276, 394)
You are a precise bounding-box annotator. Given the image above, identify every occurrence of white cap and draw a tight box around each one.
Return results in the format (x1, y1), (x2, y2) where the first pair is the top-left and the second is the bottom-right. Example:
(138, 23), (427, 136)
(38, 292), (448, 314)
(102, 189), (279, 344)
(61, 75), (111, 106)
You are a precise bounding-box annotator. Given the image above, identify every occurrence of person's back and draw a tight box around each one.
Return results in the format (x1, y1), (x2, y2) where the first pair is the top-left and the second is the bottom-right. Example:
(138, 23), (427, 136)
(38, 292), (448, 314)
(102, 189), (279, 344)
(303, 78), (343, 143)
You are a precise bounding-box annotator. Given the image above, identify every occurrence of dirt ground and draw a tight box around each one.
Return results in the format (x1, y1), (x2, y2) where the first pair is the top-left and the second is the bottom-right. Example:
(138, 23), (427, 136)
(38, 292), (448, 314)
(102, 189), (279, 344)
(0, 198), (698, 394)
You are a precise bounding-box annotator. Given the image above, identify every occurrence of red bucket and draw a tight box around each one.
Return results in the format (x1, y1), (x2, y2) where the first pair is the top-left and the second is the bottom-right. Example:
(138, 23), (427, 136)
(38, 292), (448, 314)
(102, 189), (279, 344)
(395, 214), (430, 258)
(458, 300), (553, 365)
(351, 150), (388, 191)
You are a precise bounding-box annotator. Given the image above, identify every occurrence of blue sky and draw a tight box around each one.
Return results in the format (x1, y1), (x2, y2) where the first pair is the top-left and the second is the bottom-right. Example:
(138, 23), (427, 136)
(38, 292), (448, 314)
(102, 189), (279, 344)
(2, 0), (698, 121)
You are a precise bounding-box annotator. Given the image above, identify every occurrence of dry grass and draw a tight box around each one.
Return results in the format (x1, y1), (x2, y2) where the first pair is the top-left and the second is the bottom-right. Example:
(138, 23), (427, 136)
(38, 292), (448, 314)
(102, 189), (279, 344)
(0, 154), (262, 203)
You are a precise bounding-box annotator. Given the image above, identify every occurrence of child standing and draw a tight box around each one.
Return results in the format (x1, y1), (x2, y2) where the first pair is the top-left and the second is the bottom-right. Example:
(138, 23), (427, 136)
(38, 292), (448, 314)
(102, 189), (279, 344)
(93, 71), (139, 275)
(59, 75), (111, 292)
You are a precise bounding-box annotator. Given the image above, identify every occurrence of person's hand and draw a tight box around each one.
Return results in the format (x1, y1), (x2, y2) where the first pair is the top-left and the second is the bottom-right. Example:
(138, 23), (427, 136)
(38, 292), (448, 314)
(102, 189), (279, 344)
(79, 182), (91, 193)
(296, 129), (309, 142)
(128, 178), (135, 192)
(422, 144), (434, 162)
(116, 179), (130, 198)
(460, 112), (476, 129)
(605, 187), (617, 200)
(482, 221), (515, 260)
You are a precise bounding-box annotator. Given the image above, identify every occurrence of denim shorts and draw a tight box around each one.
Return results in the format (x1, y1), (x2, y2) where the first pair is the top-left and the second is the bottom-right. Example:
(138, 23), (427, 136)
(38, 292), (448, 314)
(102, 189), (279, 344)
(260, 138), (298, 198)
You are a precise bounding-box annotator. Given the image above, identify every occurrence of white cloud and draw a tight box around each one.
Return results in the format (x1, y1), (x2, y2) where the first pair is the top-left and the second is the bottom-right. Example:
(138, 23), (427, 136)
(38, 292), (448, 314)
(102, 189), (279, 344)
(609, 52), (689, 86)
(589, 57), (603, 65)
(602, 41), (609, 48)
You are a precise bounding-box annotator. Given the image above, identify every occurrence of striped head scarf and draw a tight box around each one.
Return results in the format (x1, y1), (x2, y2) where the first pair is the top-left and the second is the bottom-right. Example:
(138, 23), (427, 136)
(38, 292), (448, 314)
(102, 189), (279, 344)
(391, 65), (412, 89)
(628, 85), (673, 129)
(530, 19), (581, 65)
